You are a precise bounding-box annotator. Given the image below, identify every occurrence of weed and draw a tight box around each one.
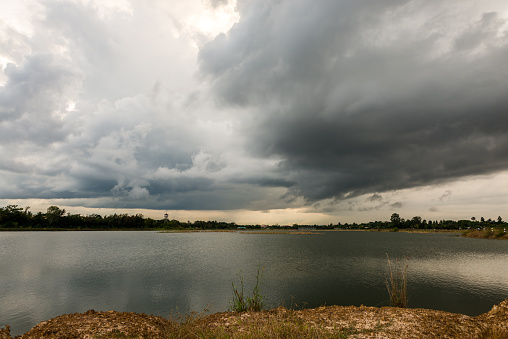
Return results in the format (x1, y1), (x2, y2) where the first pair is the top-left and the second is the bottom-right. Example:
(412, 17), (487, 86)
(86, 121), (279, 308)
(495, 229), (506, 238)
(385, 254), (409, 308)
(229, 267), (265, 312)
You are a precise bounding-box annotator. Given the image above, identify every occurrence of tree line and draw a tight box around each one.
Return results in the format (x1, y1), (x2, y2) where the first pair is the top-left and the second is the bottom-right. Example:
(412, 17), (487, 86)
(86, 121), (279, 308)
(0, 205), (252, 230)
(0, 205), (506, 231)
(335, 213), (507, 231)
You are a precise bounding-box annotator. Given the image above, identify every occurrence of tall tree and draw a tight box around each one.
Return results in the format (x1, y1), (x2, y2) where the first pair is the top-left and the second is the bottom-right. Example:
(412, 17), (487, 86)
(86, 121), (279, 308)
(46, 206), (66, 226)
(390, 213), (401, 224)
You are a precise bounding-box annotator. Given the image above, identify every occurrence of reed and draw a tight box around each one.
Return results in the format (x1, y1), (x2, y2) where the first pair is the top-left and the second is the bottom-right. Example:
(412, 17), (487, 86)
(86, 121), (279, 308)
(385, 254), (409, 308)
(229, 267), (264, 312)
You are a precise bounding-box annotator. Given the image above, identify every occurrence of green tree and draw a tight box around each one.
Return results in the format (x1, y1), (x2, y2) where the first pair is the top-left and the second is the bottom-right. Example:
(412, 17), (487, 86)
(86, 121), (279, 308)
(46, 206), (66, 226)
(390, 213), (401, 224)
(411, 216), (422, 227)
(0, 205), (31, 227)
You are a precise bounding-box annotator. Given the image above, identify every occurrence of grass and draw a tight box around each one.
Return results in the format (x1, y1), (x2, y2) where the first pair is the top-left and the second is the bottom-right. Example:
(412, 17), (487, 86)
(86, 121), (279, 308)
(462, 228), (508, 240)
(385, 254), (409, 308)
(162, 308), (392, 338)
(240, 231), (319, 235)
(229, 268), (265, 312)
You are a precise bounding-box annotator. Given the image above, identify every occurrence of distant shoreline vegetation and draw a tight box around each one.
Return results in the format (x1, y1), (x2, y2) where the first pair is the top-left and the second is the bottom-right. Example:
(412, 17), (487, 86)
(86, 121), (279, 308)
(0, 205), (507, 239)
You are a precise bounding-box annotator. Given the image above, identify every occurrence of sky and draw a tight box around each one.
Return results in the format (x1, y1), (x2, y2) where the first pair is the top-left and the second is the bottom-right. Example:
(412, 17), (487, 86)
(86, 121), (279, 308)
(1, 0), (508, 225)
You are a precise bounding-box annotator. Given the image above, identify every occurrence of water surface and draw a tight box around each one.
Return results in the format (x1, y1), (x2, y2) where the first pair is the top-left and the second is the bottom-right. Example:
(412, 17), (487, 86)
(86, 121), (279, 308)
(0, 231), (507, 336)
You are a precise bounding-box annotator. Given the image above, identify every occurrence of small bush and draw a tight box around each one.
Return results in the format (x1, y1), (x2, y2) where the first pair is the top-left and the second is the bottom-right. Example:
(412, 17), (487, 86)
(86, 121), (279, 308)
(495, 229), (505, 238)
(385, 254), (408, 308)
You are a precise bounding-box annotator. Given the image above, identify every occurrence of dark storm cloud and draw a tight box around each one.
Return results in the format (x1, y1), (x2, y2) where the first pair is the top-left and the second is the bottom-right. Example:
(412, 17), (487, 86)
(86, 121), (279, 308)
(199, 0), (508, 202)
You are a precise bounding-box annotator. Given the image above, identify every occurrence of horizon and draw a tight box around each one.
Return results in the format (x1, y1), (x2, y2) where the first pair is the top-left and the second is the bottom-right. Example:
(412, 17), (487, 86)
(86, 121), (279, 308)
(2, 203), (505, 226)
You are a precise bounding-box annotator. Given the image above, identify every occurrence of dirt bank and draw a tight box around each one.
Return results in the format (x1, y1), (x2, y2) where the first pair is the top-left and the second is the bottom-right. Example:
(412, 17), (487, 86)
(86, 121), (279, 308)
(2, 299), (507, 338)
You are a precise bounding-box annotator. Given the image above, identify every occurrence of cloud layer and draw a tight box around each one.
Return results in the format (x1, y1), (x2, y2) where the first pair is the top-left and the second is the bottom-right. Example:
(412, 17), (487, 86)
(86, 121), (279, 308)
(1, 0), (508, 220)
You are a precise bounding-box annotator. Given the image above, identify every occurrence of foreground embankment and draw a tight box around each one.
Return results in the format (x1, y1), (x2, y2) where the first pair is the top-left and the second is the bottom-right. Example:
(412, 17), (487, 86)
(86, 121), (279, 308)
(2, 299), (507, 338)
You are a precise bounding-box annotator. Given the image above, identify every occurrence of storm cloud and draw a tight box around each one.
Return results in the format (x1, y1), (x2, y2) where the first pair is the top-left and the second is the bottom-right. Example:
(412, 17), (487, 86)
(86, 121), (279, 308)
(199, 0), (508, 202)
(1, 0), (508, 221)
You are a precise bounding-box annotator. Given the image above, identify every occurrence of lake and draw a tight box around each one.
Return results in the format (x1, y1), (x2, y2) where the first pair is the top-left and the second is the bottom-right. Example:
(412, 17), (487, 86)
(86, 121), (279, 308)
(1, 230), (507, 336)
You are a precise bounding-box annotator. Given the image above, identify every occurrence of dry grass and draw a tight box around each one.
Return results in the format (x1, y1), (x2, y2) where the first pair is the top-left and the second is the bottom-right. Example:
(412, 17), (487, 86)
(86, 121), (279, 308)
(385, 255), (408, 308)
(229, 269), (264, 313)
(159, 230), (236, 233)
(163, 307), (391, 339)
(462, 229), (508, 240)
(240, 231), (319, 235)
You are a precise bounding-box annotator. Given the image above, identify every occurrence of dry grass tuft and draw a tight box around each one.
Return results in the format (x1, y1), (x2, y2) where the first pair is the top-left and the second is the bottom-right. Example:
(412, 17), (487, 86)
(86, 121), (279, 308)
(385, 254), (409, 308)
(229, 268), (265, 313)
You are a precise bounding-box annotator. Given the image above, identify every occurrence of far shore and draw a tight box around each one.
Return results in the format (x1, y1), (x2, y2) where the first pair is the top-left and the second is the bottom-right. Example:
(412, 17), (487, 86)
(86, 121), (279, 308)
(1, 227), (507, 240)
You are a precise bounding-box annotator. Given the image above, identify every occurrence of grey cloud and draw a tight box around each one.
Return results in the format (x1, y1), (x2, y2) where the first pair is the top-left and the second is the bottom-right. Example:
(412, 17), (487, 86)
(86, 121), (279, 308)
(230, 177), (295, 188)
(454, 12), (504, 51)
(0, 53), (82, 144)
(391, 202), (403, 209)
(439, 190), (453, 202)
(1, 0), (291, 211)
(200, 0), (508, 203)
(367, 194), (383, 202)
(209, 0), (231, 8)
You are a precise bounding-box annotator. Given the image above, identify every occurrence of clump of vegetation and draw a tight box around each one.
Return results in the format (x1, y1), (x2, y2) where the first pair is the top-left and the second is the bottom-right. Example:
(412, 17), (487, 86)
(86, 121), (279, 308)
(495, 228), (506, 238)
(385, 254), (409, 308)
(462, 228), (508, 240)
(164, 308), (391, 338)
(229, 268), (265, 312)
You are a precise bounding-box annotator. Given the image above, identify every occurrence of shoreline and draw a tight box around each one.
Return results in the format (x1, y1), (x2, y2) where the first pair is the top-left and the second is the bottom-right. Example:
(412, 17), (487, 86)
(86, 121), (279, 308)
(2, 228), (507, 241)
(4, 299), (507, 338)
(460, 229), (508, 240)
